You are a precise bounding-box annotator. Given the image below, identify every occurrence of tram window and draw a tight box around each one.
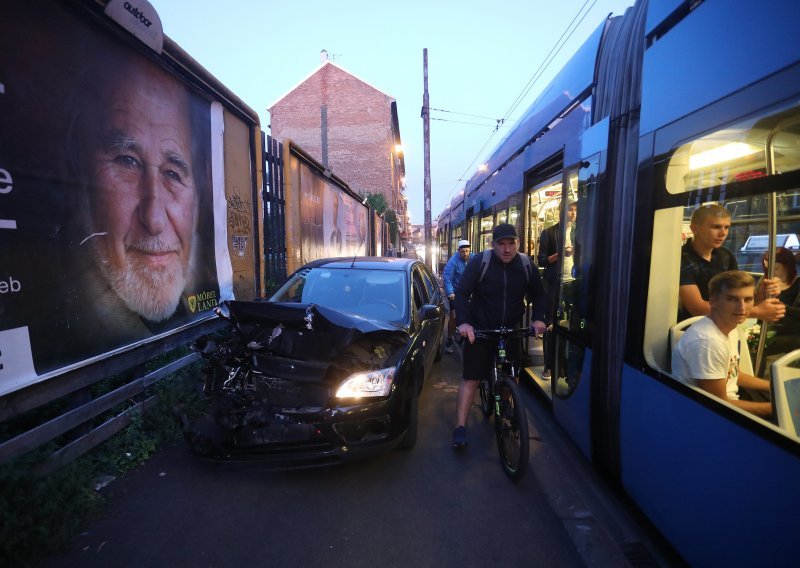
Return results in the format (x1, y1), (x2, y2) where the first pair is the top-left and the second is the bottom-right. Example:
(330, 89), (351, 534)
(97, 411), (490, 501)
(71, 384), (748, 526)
(665, 101), (800, 195)
(525, 177), (562, 263)
(480, 214), (493, 233)
(497, 210), (507, 225)
(450, 224), (463, 254)
(651, 196), (800, 427)
(479, 213), (494, 251)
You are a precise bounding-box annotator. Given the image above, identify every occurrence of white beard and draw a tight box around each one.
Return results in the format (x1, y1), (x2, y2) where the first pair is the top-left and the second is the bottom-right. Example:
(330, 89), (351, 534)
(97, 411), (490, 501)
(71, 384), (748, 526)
(96, 242), (187, 322)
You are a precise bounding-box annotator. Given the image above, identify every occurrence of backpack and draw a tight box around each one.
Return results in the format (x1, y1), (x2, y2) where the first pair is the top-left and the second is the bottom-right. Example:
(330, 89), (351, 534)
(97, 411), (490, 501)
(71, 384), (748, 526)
(478, 248), (534, 284)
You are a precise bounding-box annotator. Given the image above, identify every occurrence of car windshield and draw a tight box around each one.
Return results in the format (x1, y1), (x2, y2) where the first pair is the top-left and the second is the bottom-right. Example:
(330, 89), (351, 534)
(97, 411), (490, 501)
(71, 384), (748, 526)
(270, 268), (408, 323)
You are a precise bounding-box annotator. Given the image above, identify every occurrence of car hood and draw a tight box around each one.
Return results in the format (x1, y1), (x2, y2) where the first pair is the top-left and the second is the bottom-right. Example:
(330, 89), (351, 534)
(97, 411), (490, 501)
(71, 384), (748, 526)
(227, 300), (405, 334)
(224, 301), (410, 382)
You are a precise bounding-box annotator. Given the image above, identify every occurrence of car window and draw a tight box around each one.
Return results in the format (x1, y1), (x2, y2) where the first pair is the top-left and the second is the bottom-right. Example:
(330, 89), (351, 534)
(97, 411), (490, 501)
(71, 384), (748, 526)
(412, 270), (428, 312)
(271, 267), (407, 323)
(419, 266), (437, 302)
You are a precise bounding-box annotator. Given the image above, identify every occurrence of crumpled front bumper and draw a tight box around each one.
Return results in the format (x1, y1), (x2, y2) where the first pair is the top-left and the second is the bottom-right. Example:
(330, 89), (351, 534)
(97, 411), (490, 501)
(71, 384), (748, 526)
(178, 391), (406, 468)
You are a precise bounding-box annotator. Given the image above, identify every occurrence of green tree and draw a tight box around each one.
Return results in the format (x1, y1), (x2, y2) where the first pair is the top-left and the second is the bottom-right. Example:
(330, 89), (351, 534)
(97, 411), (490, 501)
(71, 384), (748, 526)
(365, 192), (388, 214)
(364, 193), (398, 243)
(383, 209), (398, 243)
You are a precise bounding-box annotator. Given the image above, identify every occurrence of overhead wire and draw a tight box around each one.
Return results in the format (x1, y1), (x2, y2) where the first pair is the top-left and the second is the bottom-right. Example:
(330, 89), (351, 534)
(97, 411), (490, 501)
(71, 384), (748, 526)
(503, 0), (598, 120)
(431, 117), (511, 128)
(430, 107), (504, 122)
(438, 0), (601, 209)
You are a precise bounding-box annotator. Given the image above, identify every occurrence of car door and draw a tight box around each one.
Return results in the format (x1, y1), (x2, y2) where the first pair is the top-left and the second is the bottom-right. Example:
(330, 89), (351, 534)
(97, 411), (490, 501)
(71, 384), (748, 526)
(412, 265), (443, 372)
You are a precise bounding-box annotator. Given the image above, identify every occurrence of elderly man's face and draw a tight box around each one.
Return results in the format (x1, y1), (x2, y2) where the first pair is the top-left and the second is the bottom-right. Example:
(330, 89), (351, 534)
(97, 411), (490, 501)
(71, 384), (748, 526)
(88, 70), (196, 322)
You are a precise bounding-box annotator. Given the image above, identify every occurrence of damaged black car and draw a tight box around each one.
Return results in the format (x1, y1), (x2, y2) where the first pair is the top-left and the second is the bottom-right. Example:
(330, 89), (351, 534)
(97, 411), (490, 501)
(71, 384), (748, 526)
(180, 257), (446, 467)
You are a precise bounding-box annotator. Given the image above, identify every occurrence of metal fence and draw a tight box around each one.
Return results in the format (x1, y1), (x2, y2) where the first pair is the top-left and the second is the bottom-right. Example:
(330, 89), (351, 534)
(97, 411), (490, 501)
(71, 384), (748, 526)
(263, 133), (287, 294)
(0, 319), (222, 475)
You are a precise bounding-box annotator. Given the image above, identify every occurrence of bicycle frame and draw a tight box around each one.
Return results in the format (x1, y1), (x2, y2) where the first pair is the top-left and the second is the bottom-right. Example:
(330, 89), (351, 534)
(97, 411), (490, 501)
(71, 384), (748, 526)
(472, 327), (532, 480)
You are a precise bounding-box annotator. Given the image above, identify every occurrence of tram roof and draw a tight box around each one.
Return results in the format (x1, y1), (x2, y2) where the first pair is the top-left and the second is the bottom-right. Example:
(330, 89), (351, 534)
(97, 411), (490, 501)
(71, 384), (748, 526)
(443, 16), (612, 218)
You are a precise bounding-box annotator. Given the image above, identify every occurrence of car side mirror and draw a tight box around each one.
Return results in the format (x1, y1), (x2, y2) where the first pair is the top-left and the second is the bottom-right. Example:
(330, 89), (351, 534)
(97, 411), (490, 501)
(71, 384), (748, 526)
(420, 304), (441, 321)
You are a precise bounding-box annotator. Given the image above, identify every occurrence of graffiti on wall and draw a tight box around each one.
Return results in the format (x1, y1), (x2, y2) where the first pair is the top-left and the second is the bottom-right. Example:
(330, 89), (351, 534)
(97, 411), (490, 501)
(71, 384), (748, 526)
(227, 188), (252, 258)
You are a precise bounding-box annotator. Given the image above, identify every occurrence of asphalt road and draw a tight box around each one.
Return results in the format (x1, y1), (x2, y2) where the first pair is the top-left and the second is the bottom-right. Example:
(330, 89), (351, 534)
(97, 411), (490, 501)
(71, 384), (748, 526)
(45, 351), (663, 568)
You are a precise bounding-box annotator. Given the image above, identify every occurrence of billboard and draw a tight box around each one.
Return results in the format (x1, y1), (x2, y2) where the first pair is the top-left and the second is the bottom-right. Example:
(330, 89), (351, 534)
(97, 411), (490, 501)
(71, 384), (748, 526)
(0, 2), (243, 395)
(286, 147), (369, 274)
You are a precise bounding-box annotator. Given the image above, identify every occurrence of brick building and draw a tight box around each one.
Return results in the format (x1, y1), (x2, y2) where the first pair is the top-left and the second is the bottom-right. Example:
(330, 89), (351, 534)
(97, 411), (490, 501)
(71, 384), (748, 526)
(268, 51), (408, 240)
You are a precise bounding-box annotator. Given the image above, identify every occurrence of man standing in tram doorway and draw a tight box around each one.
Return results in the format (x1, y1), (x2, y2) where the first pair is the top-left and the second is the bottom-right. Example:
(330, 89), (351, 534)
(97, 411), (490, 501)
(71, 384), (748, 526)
(537, 199), (577, 380)
(451, 224), (547, 448)
(442, 239), (473, 353)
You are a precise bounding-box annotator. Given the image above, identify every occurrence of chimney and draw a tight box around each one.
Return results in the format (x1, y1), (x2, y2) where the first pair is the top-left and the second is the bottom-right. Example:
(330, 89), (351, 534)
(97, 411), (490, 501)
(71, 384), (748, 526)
(320, 49), (329, 63)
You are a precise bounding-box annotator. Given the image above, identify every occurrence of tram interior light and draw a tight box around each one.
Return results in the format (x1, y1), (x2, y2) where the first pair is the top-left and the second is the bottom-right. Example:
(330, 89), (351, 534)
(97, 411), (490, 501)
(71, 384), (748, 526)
(689, 142), (761, 170)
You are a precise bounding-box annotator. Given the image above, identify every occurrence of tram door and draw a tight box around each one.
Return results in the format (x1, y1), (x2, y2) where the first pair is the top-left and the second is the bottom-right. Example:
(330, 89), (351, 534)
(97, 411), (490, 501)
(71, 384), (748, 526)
(551, 157), (599, 459)
(524, 174), (575, 397)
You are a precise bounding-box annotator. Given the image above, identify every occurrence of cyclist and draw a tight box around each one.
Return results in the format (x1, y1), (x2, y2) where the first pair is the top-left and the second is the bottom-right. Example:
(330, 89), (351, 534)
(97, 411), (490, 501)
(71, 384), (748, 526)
(442, 239), (473, 353)
(452, 223), (547, 448)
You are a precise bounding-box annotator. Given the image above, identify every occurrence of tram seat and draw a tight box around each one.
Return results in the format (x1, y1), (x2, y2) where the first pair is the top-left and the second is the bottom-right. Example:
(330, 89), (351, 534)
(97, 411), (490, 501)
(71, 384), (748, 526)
(770, 350), (800, 438)
(668, 316), (704, 372)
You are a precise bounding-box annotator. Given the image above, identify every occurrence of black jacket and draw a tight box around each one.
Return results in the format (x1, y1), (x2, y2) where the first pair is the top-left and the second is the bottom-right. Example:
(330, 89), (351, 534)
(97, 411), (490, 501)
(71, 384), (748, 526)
(454, 251), (547, 329)
(537, 223), (561, 291)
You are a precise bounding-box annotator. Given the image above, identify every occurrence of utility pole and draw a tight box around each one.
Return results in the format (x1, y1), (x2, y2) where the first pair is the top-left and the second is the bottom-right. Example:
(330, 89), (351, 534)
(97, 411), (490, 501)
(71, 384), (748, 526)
(422, 48), (432, 270)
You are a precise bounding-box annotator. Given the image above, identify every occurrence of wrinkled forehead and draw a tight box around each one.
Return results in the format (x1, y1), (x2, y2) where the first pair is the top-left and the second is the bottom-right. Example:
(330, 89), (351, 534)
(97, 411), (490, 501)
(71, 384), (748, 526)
(101, 63), (192, 126)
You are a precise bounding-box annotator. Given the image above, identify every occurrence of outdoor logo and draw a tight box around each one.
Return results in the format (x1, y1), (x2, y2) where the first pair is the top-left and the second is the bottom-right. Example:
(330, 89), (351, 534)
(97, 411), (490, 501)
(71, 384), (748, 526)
(188, 290), (218, 313)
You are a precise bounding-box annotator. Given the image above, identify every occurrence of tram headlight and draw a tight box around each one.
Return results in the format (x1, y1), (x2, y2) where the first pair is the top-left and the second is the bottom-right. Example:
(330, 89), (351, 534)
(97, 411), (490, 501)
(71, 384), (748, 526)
(335, 367), (396, 398)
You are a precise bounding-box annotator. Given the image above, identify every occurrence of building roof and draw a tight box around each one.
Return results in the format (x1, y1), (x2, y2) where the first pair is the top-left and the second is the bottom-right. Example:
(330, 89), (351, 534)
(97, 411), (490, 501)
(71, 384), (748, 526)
(267, 60), (395, 112)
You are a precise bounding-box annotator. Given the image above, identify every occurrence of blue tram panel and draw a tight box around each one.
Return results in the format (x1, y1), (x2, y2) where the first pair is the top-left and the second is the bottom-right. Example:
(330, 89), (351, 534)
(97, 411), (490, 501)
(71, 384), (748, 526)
(644, 0), (684, 36)
(640, 0), (800, 135)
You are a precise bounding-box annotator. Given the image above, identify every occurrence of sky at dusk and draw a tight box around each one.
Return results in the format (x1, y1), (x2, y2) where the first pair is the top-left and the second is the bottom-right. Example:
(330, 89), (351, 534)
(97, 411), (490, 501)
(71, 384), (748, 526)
(148, 0), (636, 227)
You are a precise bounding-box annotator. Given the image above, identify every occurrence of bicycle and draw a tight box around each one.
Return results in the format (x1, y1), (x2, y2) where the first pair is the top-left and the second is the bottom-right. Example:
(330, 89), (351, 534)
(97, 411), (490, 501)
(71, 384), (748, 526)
(471, 327), (533, 480)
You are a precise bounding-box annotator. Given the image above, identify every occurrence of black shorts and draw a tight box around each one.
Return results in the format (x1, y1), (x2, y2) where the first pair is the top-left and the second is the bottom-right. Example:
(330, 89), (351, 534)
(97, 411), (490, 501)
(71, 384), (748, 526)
(462, 337), (521, 381)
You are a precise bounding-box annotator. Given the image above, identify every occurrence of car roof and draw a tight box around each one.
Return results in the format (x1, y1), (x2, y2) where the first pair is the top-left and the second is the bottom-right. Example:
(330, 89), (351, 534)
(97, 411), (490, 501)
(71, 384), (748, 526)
(302, 256), (418, 271)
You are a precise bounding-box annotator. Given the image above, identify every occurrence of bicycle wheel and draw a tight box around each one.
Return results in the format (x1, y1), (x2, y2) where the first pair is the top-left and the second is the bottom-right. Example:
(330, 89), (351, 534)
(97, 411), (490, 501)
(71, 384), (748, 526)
(494, 376), (529, 480)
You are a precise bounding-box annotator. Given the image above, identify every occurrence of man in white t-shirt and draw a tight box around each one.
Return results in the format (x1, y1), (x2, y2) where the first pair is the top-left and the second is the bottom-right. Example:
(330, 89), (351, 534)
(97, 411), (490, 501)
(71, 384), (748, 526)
(672, 270), (772, 417)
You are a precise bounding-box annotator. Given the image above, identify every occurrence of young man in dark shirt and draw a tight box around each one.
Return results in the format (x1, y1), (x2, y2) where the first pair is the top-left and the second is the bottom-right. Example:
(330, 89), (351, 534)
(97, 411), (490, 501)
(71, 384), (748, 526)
(678, 204), (784, 323)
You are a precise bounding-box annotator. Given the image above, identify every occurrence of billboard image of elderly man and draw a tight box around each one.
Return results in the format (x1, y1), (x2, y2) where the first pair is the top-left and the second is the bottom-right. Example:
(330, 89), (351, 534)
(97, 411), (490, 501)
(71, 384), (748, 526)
(61, 53), (220, 358)
(0, 2), (231, 391)
(78, 66), (197, 319)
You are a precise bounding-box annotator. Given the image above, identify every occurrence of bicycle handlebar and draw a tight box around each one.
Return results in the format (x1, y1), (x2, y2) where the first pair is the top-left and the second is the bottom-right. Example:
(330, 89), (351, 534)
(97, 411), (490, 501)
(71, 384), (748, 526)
(472, 327), (534, 339)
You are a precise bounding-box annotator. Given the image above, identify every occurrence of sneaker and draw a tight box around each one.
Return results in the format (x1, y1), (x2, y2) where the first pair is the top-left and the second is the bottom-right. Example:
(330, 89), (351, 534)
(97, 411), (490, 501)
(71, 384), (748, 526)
(541, 369), (551, 380)
(452, 426), (467, 448)
(445, 345), (454, 354)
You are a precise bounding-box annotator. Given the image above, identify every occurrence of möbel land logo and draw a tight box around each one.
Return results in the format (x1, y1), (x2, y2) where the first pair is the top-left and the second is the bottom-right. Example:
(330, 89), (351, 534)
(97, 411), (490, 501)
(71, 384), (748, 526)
(187, 289), (218, 313)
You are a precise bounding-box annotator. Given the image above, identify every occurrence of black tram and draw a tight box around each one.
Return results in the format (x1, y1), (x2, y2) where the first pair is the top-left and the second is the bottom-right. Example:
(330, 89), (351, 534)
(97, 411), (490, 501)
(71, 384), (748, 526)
(435, 0), (800, 564)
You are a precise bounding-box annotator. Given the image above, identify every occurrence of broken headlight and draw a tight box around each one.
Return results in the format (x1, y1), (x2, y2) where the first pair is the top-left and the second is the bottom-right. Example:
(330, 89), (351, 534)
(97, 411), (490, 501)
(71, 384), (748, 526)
(335, 367), (396, 398)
